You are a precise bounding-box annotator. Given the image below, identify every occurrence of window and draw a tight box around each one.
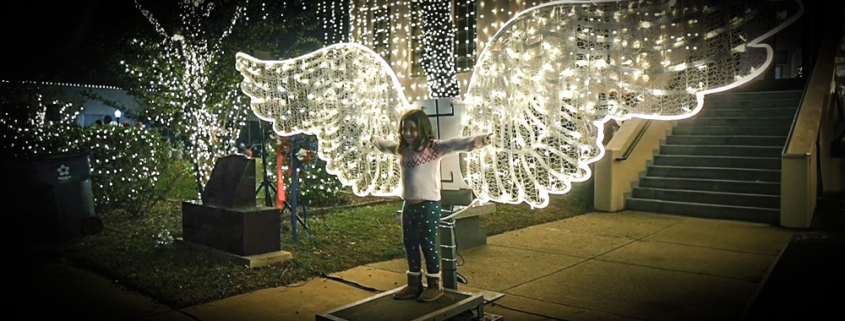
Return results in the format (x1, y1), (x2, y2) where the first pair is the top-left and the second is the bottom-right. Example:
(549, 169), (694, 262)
(374, 6), (391, 64)
(454, 0), (476, 72)
(410, 0), (423, 76)
(410, 0), (476, 76)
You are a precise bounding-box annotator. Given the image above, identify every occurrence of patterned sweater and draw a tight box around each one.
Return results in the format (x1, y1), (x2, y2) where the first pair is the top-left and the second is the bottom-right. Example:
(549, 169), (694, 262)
(374, 135), (490, 201)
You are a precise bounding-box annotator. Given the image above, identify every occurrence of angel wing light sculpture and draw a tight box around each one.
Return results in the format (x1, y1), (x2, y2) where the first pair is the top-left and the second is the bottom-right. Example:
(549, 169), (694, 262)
(235, 0), (803, 209)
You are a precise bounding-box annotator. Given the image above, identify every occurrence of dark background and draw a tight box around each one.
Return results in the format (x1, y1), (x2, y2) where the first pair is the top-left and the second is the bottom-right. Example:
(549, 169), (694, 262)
(0, 1), (142, 84)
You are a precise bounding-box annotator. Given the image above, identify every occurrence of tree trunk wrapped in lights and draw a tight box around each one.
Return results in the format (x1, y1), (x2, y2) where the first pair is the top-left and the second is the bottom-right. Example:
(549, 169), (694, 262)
(420, 0), (461, 98)
(121, 0), (251, 195)
(119, 0), (321, 194)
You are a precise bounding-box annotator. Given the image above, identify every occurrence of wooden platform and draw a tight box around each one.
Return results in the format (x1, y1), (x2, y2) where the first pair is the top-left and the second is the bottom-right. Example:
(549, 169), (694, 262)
(317, 287), (495, 321)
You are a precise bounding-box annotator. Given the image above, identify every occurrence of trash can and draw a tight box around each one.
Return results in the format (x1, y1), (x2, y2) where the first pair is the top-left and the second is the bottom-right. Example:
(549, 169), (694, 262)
(30, 151), (103, 241)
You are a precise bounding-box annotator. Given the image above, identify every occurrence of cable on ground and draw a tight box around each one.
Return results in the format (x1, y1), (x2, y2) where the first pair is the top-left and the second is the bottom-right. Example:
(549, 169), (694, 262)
(484, 299), (571, 321)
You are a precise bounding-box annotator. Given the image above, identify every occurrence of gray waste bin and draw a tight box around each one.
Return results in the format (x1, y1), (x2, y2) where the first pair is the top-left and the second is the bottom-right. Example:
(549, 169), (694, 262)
(31, 151), (103, 241)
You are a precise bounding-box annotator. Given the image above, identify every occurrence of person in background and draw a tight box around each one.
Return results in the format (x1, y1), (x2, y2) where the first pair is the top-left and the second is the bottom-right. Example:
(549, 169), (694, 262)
(239, 143), (254, 158)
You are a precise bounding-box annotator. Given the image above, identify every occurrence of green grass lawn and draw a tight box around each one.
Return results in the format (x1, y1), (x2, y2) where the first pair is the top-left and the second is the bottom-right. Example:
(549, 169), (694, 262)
(62, 175), (593, 309)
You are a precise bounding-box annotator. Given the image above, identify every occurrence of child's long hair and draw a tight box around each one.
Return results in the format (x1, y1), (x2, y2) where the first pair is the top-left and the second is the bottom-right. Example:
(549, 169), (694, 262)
(397, 109), (435, 152)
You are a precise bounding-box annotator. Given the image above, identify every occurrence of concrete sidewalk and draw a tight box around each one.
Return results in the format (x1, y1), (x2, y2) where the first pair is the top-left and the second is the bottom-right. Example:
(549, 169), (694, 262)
(12, 210), (803, 321)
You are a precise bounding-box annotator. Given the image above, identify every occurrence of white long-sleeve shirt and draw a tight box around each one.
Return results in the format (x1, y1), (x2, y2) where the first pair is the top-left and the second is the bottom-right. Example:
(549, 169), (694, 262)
(374, 135), (489, 201)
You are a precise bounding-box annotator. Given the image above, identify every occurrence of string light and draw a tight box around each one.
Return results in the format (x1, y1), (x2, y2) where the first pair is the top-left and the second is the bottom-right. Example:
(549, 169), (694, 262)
(0, 83), (163, 209)
(236, 44), (408, 198)
(237, 0), (802, 208)
(461, 0), (803, 207)
(347, 0), (474, 101)
(1, 79), (121, 90)
(127, 0), (251, 192)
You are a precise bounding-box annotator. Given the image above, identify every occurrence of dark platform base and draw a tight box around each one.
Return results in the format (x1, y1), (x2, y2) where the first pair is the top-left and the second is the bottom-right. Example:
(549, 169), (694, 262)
(317, 287), (496, 321)
(181, 200), (281, 256)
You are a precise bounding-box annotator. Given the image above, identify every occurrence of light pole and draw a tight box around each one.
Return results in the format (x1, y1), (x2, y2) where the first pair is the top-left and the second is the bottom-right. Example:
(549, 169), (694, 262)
(114, 109), (122, 125)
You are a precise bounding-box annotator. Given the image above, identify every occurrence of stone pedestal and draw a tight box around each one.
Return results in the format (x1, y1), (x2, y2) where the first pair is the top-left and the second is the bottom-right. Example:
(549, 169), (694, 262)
(182, 200), (281, 256)
(451, 203), (496, 252)
(179, 155), (290, 267)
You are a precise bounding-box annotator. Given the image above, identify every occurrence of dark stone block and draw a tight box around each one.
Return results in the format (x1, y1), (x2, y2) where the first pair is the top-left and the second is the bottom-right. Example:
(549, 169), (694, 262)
(453, 216), (486, 252)
(441, 189), (473, 207)
(201, 155), (256, 209)
(182, 201), (280, 256)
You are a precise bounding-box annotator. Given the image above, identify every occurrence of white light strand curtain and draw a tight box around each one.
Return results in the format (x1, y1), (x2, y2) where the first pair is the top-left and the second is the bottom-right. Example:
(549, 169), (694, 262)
(236, 45), (409, 197)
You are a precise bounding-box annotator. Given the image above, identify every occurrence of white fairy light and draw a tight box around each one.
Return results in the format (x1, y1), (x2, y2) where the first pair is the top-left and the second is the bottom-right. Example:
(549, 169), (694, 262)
(127, 0), (253, 191)
(0, 83), (163, 207)
(236, 0), (802, 208)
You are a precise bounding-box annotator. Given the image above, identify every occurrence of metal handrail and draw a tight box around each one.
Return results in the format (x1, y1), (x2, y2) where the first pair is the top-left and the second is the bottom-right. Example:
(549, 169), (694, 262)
(782, 28), (838, 157)
(616, 120), (652, 161)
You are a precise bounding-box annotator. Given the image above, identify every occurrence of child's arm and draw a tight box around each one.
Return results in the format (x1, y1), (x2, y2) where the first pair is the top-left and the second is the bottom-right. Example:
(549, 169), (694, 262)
(437, 134), (492, 155)
(373, 137), (400, 155)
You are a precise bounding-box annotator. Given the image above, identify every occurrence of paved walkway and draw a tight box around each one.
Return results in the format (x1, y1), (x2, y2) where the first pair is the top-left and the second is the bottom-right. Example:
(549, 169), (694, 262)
(15, 208), (834, 321)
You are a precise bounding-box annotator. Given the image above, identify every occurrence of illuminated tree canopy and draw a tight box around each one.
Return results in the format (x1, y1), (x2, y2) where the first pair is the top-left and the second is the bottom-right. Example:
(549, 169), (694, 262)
(103, 0), (322, 192)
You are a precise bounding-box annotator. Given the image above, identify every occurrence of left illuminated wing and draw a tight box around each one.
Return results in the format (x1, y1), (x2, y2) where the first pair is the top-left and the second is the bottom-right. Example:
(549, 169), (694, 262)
(461, 0), (804, 208)
(235, 44), (413, 197)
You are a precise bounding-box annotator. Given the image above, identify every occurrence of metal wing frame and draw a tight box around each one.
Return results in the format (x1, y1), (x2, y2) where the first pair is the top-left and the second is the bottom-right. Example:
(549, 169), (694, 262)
(461, 0), (803, 208)
(235, 43), (413, 197)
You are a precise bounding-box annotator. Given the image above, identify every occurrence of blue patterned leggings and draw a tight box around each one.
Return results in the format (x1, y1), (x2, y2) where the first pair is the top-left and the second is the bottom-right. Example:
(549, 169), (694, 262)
(402, 201), (442, 274)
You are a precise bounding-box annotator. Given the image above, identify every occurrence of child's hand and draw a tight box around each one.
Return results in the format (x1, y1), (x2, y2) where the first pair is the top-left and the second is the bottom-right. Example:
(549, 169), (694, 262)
(477, 133), (493, 147)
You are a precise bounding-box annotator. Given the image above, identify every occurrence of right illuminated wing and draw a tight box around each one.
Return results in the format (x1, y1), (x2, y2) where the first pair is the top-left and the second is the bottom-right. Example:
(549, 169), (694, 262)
(460, 0), (804, 208)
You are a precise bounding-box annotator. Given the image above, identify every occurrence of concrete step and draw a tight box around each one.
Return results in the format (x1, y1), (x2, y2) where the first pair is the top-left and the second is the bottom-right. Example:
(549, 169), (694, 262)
(631, 187), (780, 209)
(659, 144), (783, 158)
(672, 125), (791, 136)
(652, 155), (782, 170)
(647, 165), (781, 182)
(625, 197), (779, 224)
(625, 89), (801, 223)
(698, 107), (797, 118)
(638, 176), (780, 195)
(704, 90), (803, 103)
(702, 99), (801, 109)
(664, 135), (787, 147)
(678, 117), (794, 127)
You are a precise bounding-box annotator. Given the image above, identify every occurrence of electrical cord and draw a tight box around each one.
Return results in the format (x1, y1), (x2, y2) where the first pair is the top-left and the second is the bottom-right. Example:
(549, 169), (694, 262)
(279, 264), (308, 288)
(456, 272), (468, 284)
(319, 271), (384, 292)
(176, 310), (204, 321)
(484, 299), (571, 321)
(455, 235), (466, 267)
(449, 217), (468, 285)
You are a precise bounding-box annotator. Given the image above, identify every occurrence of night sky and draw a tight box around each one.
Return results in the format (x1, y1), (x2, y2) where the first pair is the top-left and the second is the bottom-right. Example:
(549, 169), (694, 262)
(1, 1), (146, 84)
(0, 1), (327, 86)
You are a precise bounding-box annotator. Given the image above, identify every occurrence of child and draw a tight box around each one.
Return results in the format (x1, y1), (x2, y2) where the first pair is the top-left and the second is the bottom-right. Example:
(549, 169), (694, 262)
(374, 109), (492, 302)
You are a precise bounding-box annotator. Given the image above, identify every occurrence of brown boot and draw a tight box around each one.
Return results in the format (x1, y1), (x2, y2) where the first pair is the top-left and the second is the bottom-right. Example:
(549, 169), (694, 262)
(393, 271), (423, 300)
(417, 273), (444, 302)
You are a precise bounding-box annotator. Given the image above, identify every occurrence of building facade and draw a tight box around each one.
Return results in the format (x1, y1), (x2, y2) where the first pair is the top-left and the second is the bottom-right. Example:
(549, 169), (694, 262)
(347, 0), (554, 101)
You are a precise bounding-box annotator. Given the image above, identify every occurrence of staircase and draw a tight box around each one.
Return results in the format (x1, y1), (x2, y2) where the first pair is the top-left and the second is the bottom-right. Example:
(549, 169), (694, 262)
(625, 90), (803, 224)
